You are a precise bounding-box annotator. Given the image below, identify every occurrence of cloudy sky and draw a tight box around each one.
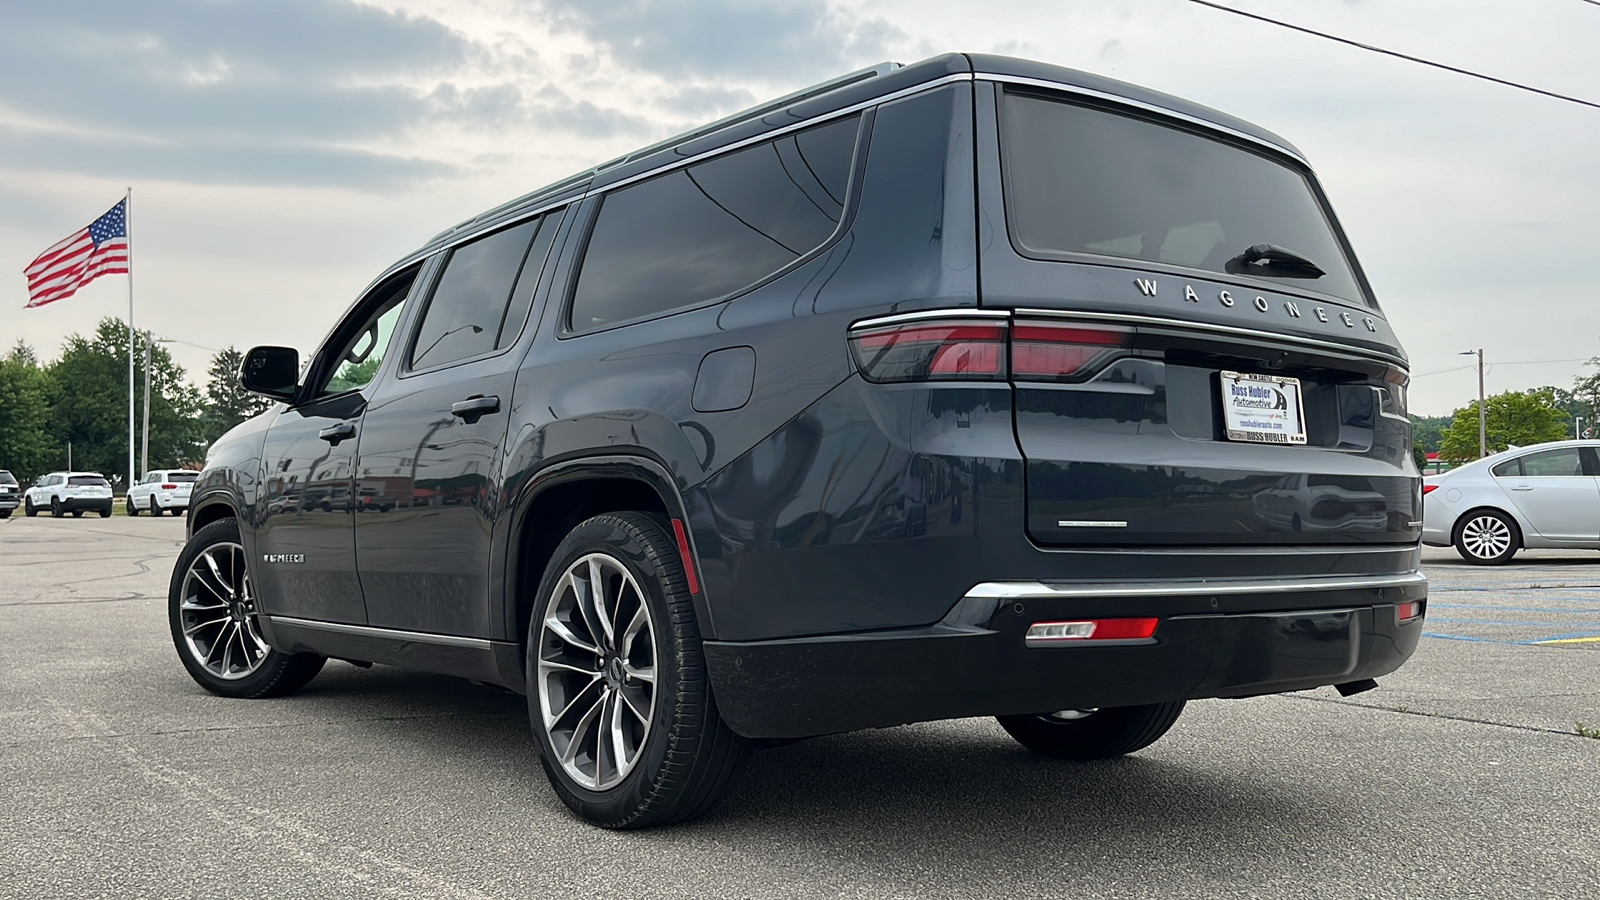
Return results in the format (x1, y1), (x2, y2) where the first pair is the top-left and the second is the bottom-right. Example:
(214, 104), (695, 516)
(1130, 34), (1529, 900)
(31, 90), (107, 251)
(2, 0), (1596, 414)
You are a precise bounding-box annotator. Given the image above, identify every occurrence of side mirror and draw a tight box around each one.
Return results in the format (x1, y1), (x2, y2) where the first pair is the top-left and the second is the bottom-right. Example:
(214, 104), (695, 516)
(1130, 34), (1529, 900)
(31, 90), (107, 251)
(239, 346), (300, 401)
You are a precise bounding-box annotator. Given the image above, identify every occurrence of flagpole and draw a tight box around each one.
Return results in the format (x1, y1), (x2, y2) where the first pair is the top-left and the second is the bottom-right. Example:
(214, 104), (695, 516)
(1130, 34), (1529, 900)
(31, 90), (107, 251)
(126, 186), (135, 491)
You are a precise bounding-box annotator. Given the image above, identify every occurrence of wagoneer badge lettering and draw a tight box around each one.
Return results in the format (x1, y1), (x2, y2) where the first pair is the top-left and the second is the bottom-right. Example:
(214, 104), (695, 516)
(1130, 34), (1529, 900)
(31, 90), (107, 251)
(262, 554), (304, 564)
(1131, 279), (1380, 333)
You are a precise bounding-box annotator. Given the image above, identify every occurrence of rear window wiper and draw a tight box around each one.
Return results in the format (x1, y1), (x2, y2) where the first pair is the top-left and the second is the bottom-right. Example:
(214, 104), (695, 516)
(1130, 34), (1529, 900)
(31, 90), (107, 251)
(1228, 242), (1325, 278)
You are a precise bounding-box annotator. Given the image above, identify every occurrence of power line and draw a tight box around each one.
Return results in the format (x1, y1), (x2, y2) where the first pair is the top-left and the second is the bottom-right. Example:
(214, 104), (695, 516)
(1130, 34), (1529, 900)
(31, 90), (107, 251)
(1185, 0), (1600, 111)
(1414, 358), (1592, 378)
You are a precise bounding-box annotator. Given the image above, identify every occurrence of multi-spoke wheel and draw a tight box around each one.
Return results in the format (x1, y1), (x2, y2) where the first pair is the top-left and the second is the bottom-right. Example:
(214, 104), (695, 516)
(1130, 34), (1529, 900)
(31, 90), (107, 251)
(998, 702), (1186, 760)
(527, 512), (747, 829)
(1454, 509), (1519, 565)
(168, 517), (324, 698)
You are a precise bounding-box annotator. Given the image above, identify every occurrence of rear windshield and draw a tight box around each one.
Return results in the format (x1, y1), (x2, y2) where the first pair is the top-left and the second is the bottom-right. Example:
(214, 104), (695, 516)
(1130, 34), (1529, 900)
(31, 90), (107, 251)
(69, 475), (109, 487)
(0, 471), (15, 485)
(1000, 91), (1366, 304)
(166, 472), (199, 483)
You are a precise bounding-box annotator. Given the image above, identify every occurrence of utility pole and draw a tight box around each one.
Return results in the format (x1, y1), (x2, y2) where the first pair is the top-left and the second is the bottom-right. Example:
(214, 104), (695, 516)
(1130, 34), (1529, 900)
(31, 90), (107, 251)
(1460, 348), (1486, 457)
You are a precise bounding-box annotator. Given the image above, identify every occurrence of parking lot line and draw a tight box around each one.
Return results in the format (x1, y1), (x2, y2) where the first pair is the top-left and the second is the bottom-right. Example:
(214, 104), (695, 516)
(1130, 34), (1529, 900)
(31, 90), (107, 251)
(1530, 631), (1600, 644)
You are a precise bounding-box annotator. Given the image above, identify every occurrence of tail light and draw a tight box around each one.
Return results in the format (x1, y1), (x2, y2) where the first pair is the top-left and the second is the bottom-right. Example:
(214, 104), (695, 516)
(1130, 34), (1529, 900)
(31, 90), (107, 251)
(1396, 600), (1424, 624)
(161, 483), (177, 490)
(1026, 617), (1159, 646)
(848, 315), (1131, 384)
(1421, 484), (1439, 495)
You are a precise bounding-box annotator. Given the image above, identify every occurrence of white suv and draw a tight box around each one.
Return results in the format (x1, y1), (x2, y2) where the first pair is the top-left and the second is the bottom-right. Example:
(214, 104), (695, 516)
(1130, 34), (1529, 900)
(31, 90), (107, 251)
(126, 469), (197, 516)
(24, 472), (113, 518)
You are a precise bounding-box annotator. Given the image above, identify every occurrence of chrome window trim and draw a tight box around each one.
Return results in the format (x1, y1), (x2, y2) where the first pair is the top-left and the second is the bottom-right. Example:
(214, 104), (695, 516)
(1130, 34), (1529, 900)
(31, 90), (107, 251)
(978, 73), (1308, 165)
(850, 308), (1011, 330)
(266, 616), (493, 650)
(965, 571), (1426, 601)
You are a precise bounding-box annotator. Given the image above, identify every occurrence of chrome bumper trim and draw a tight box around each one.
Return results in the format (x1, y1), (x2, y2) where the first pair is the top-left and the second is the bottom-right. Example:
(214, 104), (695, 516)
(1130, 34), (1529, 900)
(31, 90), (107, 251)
(966, 571), (1427, 601)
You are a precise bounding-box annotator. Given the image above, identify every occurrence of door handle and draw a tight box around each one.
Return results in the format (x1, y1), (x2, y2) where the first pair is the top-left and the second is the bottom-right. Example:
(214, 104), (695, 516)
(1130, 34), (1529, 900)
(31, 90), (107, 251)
(318, 422), (356, 446)
(451, 395), (501, 423)
(1509, 485), (1534, 491)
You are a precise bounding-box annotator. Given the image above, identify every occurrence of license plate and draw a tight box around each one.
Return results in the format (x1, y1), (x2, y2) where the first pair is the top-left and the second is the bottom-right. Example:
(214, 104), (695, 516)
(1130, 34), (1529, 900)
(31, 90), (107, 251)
(1220, 371), (1307, 444)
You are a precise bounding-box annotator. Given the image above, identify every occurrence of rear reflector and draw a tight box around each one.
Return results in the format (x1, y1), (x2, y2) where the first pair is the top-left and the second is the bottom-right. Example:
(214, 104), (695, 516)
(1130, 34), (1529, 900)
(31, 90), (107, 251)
(1396, 601), (1423, 624)
(670, 518), (700, 596)
(1026, 617), (1159, 646)
(1421, 484), (1439, 495)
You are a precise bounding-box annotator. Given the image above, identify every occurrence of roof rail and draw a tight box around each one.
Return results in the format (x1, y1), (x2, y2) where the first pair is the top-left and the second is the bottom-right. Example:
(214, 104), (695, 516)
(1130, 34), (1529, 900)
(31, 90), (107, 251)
(594, 60), (902, 174)
(427, 61), (902, 246)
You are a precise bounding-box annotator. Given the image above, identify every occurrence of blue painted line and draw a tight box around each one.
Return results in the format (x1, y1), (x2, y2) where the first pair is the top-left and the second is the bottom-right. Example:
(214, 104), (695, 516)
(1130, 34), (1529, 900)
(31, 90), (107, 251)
(1431, 603), (1600, 614)
(1421, 632), (1526, 644)
(1523, 629), (1600, 643)
(1428, 617), (1600, 627)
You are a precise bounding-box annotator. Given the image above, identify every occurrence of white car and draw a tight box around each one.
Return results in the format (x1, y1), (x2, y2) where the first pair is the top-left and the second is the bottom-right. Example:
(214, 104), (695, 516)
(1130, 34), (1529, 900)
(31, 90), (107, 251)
(1421, 440), (1600, 564)
(126, 469), (197, 516)
(1252, 473), (1390, 533)
(24, 471), (113, 518)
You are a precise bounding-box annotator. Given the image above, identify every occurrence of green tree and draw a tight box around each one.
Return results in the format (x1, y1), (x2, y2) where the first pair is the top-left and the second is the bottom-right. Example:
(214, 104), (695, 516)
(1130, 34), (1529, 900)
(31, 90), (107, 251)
(45, 318), (204, 481)
(1408, 414), (1451, 454)
(200, 346), (271, 448)
(0, 341), (58, 482)
(1438, 388), (1570, 464)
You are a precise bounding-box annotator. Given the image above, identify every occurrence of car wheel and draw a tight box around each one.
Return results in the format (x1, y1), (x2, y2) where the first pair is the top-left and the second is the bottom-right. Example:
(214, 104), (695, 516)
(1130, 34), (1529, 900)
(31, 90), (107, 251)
(99, 507), (111, 518)
(996, 702), (1186, 760)
(126, 498), (140, 516)
(71, 510), (83, 517)
(24, 498), (37, 517)
(151, 497), (162, 516)
(50, 497), (63, 518)
(168, 517), (326, 698)
(0, 509), (10, 519)
(528, 512), (748, 829)
(1453, 509), (1519, 565)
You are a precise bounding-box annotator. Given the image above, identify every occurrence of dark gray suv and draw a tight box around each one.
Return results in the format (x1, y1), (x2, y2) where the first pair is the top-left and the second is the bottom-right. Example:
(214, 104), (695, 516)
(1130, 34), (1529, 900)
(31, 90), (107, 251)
(172, 53), (1426, 828)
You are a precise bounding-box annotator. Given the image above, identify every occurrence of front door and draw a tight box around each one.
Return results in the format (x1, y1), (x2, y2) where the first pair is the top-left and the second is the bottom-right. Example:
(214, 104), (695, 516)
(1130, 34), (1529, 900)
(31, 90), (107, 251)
(354, 212), (562, 637)
(253, 266), (422, 624)
(1496, 446), (1600, 542)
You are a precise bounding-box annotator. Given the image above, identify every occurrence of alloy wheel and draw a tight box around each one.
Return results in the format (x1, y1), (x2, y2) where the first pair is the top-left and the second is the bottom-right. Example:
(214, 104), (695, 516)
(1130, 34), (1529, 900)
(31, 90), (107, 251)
(536, 551), (658, 792)
(1460, 514), (1513, 561)
(176, 541), (271, 680)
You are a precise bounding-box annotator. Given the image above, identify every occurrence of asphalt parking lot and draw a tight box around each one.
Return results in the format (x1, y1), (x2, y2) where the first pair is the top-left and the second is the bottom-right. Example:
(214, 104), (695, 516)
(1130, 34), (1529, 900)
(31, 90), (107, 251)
(1, 516), (1595, 899)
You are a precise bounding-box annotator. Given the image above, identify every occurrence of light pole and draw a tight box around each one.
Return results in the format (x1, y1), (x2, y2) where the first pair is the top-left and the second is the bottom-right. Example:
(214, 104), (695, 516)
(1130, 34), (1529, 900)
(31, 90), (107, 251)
(1459, 349), (1485, 458)
(141, 333), (174, 476)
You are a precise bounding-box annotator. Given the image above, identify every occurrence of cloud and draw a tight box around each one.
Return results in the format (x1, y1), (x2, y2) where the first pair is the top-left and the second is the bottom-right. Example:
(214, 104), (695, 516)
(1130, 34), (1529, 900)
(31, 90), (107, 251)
(538, 0), (904, 82)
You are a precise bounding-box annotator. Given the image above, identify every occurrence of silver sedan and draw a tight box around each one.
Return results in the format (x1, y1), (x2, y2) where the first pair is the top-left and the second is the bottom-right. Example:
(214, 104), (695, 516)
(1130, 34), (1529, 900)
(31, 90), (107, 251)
(1421, 440), (1600, 564)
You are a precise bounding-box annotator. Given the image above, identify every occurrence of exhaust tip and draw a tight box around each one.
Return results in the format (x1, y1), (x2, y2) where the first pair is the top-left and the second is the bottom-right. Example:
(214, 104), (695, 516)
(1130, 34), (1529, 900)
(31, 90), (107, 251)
(1335, 678), (1379, 697)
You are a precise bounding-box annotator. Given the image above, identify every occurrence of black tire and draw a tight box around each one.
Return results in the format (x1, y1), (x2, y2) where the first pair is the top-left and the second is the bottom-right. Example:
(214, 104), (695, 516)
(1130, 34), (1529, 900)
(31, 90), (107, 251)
(71, 509), (83, 517)
(526, 512), (748, 829)
(1452, 508), (1520, 565)
(50, 497), (63, 518)
(0, 509), (10, 519)
(151, 497), (162, 516)
(997, 702), (1186, 760)
(126, 498), (140, 516)
(24, 498), (37, 517)
(168, 517), (325, 698)
(98, 507), (111, 518)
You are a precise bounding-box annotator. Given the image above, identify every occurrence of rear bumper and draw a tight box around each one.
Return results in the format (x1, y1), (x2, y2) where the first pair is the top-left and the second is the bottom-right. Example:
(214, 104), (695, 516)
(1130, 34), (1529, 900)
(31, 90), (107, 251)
(705, 572), (1426, 739)
(58, 497), (113, 512)
(0, 495), (18, 509)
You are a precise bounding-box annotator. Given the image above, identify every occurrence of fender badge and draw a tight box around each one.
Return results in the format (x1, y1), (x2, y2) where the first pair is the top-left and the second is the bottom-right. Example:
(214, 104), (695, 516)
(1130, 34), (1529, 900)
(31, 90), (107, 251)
(262, 554), (305, 564)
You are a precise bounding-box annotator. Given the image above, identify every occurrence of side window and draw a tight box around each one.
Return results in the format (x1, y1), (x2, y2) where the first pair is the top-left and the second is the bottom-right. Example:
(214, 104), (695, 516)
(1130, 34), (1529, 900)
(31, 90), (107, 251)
(408, 218), (541, 370)
(1518, 448), (1583, 477)
(320, 268), (419, 397)
(569, 113), (861, 331)
(1491, 458), (1520, 477)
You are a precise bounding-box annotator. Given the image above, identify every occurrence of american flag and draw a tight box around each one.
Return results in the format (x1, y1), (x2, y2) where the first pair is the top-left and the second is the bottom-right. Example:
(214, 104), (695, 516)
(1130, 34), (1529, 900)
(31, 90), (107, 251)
(23, 199), (130, 308)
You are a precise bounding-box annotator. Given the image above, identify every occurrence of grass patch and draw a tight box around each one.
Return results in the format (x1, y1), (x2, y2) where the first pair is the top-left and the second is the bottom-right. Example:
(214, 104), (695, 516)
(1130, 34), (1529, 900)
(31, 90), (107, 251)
(1577, 722), (1600, 740)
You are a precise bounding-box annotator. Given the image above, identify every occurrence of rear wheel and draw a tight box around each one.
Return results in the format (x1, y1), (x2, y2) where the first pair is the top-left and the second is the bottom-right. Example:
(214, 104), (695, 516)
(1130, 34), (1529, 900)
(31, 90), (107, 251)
(0, 509), (10, 519)
(168, 517), (325, 698)
(98, 507), (111, 518)
(71, 510), (83, 517)
(997, 702), (1186, 759)
(528, 512), (748, 829)
(50, 497), (63, 518)
(1454, 509), (1519, 565)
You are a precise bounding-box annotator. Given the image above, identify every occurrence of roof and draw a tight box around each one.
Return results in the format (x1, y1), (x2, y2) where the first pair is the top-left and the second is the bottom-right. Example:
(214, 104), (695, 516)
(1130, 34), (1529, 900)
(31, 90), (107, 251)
(421, 52), (1304, 254)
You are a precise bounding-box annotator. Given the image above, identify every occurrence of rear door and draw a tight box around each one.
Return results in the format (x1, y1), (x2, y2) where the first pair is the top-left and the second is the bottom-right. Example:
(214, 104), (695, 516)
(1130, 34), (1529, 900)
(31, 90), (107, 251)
(353, 210), (564, 637)
(976, 81), (1417, 547)
(1492, 447), (1599, 542)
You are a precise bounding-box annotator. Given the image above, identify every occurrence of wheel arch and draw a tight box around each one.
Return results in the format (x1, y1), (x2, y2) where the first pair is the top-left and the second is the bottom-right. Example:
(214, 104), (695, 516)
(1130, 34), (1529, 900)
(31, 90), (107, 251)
(187, 494), (240, 539)
(500, 454), (714, 672)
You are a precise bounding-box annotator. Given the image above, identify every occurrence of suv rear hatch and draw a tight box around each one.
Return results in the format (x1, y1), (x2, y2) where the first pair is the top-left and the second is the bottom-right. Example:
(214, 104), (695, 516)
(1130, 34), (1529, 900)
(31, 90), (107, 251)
(980, 82), (1417, 547)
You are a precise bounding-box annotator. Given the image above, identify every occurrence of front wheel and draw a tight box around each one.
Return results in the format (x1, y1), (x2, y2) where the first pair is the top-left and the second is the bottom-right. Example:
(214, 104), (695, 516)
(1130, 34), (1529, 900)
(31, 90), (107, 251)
(126, 498), (140, 516)
(168, 517), (325, 698)
(1454, 509), (1519, 565)
(528, 512), (748, 829)
(24, 498), (37, 517)
(997, 702), (1186, 760)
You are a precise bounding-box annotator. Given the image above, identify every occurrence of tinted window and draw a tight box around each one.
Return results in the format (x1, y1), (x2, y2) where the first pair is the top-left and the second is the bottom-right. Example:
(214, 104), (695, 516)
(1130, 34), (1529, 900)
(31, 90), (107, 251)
(496, 214), (560, 351)
(1491, 458), (1520, 477)
(69, 475), (108, 487)
(1518, 448), (1583, 477)
(167, 472), (199, 483)
(570, 114), (859, 331)
(323, 269), (419, 396)
(410, 219), (539, 370)
(0, 471), (15, 485)
(1000, 92), (1364, 303)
